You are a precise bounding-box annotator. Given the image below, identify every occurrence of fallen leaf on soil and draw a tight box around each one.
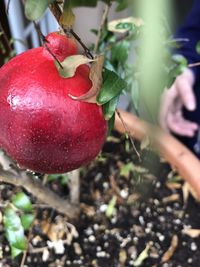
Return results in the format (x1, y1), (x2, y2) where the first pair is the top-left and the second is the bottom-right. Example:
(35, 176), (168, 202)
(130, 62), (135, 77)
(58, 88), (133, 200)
(182, 182), (200, 205)
(182, 229), (200, 238)
(69, 55), (104, 103)
(162, 194), (180, 204)
(119, 249), (127, 265)
(133, 242), (151, 267)
(81, 203), (96, 217)
(161, 235), (178, 263)
(166, 182), (182, 190)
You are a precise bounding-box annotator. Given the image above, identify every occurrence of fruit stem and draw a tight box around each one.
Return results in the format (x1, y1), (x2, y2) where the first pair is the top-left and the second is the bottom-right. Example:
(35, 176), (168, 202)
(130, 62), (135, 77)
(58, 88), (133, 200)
(49, 2), (94, 59)
(33, 21), (64, 69)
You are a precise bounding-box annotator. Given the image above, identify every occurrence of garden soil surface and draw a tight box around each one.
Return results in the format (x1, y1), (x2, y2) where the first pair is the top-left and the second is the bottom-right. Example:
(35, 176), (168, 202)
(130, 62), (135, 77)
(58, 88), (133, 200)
(0, 132), (200, 267)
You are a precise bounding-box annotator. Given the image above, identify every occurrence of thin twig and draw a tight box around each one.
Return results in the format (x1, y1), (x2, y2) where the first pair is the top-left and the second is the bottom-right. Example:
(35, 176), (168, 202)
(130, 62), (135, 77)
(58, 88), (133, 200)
(69, 29), (94, 59)
(20, 210), (37, 267)
(33, 21), (64, 69)
(0, 168), (79, 219)
(0, 20), (13, 53)
(188, 62), (200, 68)
(93, 3), (111, 54)
(116, 109), (141, 161)
(49, 2), (94, 59)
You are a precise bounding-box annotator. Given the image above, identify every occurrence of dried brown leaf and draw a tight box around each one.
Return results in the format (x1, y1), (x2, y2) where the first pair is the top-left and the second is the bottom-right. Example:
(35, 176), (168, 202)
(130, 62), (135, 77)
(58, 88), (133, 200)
(182, 228), (200, 238)
(161, 235), (178, 263)
(162, 194), (180, 204)
(166, 182), (182, 190)
(69, 55), (104, 103)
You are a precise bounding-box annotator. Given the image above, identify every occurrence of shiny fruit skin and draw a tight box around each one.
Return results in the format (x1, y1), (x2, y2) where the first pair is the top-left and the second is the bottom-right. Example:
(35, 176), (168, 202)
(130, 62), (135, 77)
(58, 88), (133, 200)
(0, 32), (107, 173)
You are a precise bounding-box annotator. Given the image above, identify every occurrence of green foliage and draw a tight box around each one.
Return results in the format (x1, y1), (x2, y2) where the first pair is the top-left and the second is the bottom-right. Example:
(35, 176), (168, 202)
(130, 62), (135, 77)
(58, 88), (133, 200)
(25, 0), (55, 20)
(3, 192), (34, 258)
(3, 206), (27, 258)
(196, 40), (200, 54)
(97, 69), (127, 105)
(12, 192), (33, 212)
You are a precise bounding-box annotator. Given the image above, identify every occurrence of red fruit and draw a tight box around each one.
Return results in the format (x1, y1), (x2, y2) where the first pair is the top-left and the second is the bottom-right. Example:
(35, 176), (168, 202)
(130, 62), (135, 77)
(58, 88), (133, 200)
(0, 32), (107, 173)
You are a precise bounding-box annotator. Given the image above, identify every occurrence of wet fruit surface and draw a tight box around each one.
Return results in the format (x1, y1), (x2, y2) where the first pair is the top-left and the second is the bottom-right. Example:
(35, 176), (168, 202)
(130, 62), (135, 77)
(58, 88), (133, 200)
(0, 32), (107, 173)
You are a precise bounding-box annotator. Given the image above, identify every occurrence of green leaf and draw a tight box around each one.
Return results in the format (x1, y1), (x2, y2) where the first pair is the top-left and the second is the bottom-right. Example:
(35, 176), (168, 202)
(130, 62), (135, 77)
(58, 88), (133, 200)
(133, 243), (151, 266)
(12, 192), (33, 212)
(103, 96), (119, 120)
(107, 113), (115, 135)
(116, 0), (131, 11)
(21, 214), (35, 230)
(55, 55), (93, 78)
(106, 196), (117, 218)
(11, 246), (23, 258)
(25, 0), (55, 21)
(97, 69), (127, 105)
(3, 207), (27, 252)
(111, 40), (130, 66)
(196, 41), (200, 54)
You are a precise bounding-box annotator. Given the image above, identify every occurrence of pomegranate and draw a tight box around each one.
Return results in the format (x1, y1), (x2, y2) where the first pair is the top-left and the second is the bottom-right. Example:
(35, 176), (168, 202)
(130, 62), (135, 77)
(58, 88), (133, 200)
(0, 32), (107, 173)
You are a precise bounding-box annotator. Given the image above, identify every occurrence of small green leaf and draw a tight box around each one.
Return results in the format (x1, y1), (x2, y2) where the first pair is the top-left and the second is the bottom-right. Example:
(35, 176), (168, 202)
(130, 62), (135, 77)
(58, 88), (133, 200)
(107, 113), (115, 136)
(131, 80), (139, 110)
(103, 96), (119, 120)
(3, 207), (27, 253)
(106, 196), (117, 218)
(97, 69), (127, 105)
(111, 40), (130, 66)
(12, 192), (33, 212)
(21, 214), (35, 230)
(196, 41), (200, 54)
(133, 243), (151, 266)
(25, 0), (55, 21)
(116, 0), (131, 11)
(11, 246), (23, 258)
(55, 55), (93, 78)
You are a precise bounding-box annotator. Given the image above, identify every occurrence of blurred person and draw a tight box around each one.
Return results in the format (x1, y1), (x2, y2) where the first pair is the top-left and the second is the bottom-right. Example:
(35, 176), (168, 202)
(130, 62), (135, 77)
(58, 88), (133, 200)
(159, 0), (200, 156)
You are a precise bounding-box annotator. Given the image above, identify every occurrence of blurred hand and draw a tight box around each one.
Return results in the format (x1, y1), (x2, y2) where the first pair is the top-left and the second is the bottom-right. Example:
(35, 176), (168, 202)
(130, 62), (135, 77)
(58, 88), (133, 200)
(159, 68), (198, 137)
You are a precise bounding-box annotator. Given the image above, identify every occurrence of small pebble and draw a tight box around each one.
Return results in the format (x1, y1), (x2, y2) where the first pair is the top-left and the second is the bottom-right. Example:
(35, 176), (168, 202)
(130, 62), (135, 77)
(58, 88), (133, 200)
(100, 204), (108, 212)
(166, 206), (172, 213)
(85, 227), (93, 236)
(191, 242), (197, 251)
(88, 235), (96, 242)
(97, 246), (102, 252)
(139, 215), (145, 225)
(96, 251), (107, 258)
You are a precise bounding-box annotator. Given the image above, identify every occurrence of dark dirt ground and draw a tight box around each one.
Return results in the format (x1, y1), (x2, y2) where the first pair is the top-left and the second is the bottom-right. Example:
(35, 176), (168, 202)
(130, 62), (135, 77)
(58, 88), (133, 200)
(0, 132), (200, 267)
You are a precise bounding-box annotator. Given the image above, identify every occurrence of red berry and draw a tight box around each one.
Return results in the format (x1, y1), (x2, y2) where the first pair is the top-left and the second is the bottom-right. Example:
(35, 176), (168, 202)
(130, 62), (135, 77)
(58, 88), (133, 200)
(0, 32), (107, 173)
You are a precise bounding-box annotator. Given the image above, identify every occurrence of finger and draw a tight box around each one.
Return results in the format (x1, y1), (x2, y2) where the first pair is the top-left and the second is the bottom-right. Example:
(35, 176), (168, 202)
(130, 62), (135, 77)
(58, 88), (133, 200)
(159, 86), (178, 131)
(167, 112), (198, 136)
(176, 77), (196, 111)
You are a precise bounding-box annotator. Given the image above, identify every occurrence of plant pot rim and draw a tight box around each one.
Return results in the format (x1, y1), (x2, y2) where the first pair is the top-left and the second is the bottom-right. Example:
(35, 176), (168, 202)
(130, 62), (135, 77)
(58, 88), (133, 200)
(114, 109), (200, 199)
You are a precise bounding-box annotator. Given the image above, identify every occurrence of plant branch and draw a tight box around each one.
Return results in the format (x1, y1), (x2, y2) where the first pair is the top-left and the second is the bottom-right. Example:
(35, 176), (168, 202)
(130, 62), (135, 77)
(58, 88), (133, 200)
(116, 109), (141, 161)
(0, 153), (79, 219)
(188, 62), (200, 68)
(0, 20), (13, 54)
(93, 3), (111, 54)
(33, 21), (64, 69)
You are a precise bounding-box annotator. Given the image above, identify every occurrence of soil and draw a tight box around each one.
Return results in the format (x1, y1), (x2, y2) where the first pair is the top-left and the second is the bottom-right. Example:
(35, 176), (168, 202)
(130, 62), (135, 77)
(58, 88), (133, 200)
(0, 131), (200, 267)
